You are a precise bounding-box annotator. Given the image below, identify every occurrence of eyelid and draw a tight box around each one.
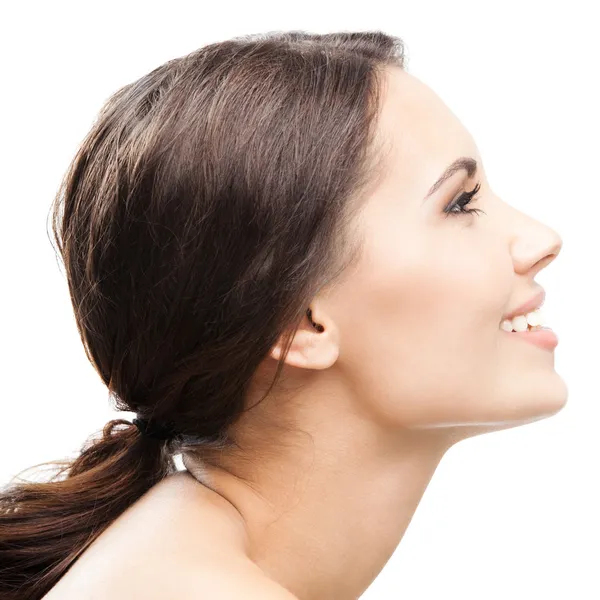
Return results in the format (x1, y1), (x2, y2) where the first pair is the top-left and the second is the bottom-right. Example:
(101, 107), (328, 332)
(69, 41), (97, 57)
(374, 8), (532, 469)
(443, 181), (483, 217)
(455, 180), (480, 200)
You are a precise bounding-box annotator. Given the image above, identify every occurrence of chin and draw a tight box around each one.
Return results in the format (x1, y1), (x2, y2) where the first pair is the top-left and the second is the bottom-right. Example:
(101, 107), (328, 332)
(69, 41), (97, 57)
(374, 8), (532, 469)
(442, 374), (569, 442)
(512, 370), (569, 422)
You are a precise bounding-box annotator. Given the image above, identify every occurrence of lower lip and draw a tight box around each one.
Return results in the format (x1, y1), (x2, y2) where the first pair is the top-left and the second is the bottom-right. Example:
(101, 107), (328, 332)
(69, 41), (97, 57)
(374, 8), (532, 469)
(501, 326), (559, 351)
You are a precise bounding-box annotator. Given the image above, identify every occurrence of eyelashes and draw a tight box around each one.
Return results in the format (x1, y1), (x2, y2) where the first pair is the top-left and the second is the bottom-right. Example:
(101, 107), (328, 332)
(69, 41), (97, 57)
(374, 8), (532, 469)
(444, 181), (486, 218)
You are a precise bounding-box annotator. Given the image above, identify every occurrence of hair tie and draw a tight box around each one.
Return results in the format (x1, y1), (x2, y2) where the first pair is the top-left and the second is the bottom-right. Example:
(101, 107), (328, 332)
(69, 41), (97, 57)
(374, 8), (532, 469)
(132, 417), (176, 441)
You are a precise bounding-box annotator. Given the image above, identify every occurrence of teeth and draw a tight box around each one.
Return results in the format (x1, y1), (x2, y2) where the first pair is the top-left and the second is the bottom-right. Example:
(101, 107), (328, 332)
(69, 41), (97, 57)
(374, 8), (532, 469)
(500, 308), (547, 332)
(511, 315), (529, 332)
(526, 309), (544, 326)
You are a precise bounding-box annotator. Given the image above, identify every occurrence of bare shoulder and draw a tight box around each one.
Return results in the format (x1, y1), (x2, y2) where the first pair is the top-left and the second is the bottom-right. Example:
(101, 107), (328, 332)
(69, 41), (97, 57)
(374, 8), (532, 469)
(44, 554), (298, 600)
(43, 471), (298, 599)
(186, 558), (299, 600)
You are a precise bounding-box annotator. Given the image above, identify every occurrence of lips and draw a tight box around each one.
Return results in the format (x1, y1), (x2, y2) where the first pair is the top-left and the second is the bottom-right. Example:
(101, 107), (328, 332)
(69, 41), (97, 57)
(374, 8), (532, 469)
(501, 288), (546, 323)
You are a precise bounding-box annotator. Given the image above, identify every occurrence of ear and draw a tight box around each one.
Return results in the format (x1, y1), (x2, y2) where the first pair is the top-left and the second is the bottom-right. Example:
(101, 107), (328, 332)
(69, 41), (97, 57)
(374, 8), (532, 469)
(269, 306), (339, 370)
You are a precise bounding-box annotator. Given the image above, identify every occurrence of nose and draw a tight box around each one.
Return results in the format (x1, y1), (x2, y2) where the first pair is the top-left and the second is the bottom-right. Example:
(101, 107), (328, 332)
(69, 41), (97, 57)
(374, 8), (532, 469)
(509, 210), (563, 277)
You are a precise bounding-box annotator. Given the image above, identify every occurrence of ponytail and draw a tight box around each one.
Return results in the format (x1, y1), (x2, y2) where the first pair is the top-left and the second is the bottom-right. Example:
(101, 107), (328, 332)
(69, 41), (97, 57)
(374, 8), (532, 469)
(0, 419), (176, 600)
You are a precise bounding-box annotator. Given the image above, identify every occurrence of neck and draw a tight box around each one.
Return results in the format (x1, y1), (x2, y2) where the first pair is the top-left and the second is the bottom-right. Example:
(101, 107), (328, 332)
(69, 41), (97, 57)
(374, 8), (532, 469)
(182, 399), (454, 600)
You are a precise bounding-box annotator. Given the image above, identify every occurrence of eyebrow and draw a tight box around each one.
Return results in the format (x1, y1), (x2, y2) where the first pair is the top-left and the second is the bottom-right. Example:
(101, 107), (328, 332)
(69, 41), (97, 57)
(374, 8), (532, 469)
(423, 157), (479, 202)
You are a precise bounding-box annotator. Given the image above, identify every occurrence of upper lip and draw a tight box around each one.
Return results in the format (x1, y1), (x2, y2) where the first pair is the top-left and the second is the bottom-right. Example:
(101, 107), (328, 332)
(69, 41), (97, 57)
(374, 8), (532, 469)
(501, 288), (546, 322)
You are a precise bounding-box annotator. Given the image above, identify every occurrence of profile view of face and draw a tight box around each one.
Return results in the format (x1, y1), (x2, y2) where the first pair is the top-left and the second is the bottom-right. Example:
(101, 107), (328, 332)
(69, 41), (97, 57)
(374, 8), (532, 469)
(287, 65), (567, 439)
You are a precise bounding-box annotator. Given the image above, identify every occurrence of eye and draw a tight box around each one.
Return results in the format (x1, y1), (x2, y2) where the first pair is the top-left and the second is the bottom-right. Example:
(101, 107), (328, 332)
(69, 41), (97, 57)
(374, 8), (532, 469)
(444, 182), (486, 218)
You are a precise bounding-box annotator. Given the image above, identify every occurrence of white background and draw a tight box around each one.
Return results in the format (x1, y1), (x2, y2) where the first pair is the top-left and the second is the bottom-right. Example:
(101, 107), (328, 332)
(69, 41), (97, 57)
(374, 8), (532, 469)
(1, 1), (598, 598)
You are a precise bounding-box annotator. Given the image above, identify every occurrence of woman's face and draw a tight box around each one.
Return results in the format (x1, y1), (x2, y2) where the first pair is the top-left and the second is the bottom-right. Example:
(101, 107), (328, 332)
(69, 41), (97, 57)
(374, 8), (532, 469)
(310, 65), (567, 435)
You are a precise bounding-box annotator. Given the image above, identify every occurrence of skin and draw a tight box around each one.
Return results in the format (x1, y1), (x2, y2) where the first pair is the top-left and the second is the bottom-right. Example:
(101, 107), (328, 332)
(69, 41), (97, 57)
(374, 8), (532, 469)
(116, 64), (567, 600)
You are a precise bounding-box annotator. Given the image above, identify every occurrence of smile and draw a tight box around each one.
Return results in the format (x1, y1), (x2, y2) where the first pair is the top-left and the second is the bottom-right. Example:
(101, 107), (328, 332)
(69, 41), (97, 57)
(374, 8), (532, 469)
(500, 307), (545, 333)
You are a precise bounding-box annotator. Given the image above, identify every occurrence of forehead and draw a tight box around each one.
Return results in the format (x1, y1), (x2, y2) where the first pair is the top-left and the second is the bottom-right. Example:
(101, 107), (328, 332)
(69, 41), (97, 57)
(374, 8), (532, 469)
(375, 67), (480, 194)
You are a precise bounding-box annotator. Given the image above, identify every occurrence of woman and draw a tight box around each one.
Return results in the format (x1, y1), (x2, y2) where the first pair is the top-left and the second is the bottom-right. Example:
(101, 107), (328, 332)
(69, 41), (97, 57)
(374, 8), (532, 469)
(0, 30), (567, 600)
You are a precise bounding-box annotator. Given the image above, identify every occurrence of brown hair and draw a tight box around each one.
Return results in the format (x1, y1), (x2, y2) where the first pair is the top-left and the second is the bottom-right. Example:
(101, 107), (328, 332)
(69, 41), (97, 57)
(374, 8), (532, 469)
(0, 30), (406, 599)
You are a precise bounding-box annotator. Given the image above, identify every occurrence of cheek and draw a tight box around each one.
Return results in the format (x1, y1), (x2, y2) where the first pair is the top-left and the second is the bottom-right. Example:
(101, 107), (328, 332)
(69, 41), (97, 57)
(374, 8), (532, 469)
(360, 227), (511, 344)
(340, 229), (513, 427)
